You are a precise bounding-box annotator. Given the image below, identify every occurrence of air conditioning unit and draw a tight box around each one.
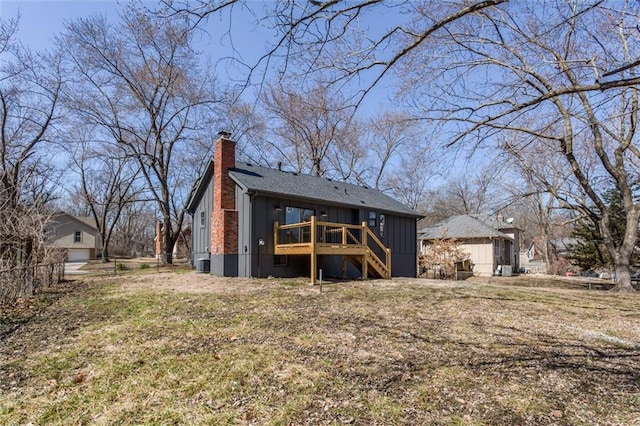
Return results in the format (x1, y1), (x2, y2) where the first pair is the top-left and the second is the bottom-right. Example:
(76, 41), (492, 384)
(502, 265), (513, 277)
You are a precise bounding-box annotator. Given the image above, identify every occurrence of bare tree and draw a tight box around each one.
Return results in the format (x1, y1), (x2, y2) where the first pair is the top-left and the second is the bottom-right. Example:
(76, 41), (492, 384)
(158, 1), (508, 104)
(325, 119), (367, 185)
(110, 200), (157, 257)
(418, 235), (471, 279)
(0, 16), (62, 210)
(0, 190), (63, 305)
(59, 5), (220, 263)
(431, 168), (502, 220)
(366, 112), (421, 190)
(66, 132), (141, 262)
(500, 142), (578, 273)
(224, 100), (269, 165)
(260, 82), (356, 177)
(382, 143), (433, 212)
(0, 16), (64, 304)
(409, 1), (640, 291)
(155, 0), (508, 209)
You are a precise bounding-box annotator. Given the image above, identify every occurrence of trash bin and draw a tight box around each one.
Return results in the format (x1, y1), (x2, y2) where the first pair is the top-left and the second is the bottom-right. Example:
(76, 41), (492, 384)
(196, 258), (210, 273)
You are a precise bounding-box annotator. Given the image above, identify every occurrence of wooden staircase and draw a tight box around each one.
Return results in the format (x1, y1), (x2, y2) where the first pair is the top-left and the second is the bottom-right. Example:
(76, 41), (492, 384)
(347, 250), (390, 279)
(274, 216), (391, 284)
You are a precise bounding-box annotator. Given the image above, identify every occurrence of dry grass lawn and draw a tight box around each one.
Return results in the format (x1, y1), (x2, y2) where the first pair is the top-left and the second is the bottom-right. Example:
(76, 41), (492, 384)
(1, 272), (639, 425)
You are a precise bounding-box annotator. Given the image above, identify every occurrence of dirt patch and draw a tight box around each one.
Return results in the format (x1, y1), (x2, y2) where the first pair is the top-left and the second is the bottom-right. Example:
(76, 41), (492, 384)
(98, 271), (316, 295)
(136, 271), (622, 293)
(116, 272), (276, 294)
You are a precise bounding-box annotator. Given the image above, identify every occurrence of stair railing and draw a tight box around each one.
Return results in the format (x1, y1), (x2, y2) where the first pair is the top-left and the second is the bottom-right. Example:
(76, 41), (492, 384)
(362, 221), (391, 278)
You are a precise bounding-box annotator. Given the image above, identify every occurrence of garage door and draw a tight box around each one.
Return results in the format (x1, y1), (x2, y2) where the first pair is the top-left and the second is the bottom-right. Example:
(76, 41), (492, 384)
(67, 249), (90, 262)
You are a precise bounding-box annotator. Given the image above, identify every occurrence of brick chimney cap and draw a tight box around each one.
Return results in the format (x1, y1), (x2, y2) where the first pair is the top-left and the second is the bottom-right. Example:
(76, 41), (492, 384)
(217, 130), (232, 139)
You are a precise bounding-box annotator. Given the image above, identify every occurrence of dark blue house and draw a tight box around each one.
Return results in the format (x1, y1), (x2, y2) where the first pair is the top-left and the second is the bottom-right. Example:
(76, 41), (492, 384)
(187, 133), (423, 283)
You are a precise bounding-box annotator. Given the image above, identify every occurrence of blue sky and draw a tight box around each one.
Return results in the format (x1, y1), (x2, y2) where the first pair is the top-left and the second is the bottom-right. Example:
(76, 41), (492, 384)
(0, 0), (400, 114)
(1, 1), (116, 49)
(0, 0), (471, 185)
(1, 1), (267, 66)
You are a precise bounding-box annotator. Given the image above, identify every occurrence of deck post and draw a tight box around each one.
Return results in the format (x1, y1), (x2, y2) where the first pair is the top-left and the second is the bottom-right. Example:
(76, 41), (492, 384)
(386, 248), (391, 279)
(310, 215), (317, 284)
(273, 221), (279, 246)
(362, 221), (368, 279)
(362, 221), (368, 247)
(342, 256), (347, 279)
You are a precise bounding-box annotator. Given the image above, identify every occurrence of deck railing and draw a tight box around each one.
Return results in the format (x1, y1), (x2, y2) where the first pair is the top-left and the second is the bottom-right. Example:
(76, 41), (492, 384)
(273, 216), (391, 280)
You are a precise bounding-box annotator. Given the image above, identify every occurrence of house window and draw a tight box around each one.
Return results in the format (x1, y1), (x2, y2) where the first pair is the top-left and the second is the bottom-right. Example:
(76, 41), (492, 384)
(74, 231), (82, 243)
(285, 206), (315, 224)
(379, 214), (385, 236)
(285, 206), (315, 243)
(273, 255), (288, 267)
(200, 211), (205, 227)
(369, 211), (377, 228)
(494, 239), (500, 256)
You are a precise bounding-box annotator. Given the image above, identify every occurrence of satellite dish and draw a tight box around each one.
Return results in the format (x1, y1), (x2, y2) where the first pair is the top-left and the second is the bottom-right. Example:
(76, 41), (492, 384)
(506, 217), (514, 224)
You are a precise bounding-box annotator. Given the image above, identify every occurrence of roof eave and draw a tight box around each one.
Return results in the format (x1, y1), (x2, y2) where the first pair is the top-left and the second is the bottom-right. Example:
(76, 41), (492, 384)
(186, 159), (214, 214)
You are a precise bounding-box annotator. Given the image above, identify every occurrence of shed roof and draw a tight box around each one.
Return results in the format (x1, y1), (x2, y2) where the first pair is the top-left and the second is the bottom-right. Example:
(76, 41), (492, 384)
(419, 214), (513, 240)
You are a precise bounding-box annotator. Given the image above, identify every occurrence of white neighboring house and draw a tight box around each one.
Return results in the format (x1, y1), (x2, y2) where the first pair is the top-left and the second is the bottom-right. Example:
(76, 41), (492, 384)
(47, 212), (99, 262)
(418, 214), (521, 276)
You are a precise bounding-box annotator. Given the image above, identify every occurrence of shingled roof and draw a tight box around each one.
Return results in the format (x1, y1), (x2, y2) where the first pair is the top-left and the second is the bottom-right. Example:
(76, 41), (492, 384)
(51, 211), (97, 230)
(419, 214), (513, 240)
(229, 162), (422, 217)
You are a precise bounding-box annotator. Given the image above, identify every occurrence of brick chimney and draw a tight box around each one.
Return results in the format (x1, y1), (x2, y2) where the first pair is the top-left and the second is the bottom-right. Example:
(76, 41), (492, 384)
(210, 131), (238, 276)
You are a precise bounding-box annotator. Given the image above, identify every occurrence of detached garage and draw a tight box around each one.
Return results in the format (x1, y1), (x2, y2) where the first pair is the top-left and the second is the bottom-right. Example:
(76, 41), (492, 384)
(46, 212), (98, 261)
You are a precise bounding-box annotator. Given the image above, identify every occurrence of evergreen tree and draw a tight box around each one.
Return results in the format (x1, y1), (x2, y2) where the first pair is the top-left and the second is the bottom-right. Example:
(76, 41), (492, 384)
(569, 188), (636, 271)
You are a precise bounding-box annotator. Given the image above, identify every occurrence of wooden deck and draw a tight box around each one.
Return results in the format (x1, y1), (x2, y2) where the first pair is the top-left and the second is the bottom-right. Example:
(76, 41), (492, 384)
(274, 216), (391, 284)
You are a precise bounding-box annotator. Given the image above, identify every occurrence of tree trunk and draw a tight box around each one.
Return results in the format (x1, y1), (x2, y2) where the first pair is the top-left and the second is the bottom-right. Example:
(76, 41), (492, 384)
(612, 262), (636, 292)
(101, 246), (110, 263)
(540, 235), (551, 274)
(602, 207), (638, 293)
(162, 218), (175, 265)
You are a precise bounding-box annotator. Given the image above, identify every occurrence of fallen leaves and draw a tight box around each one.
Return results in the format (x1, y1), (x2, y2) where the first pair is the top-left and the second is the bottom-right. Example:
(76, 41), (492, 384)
(1, 275), (639, 425)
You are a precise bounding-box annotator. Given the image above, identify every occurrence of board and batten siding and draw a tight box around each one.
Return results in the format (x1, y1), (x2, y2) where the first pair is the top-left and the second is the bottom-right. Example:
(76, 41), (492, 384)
(236, 188), (253, 277)
(246, 195), (418, 279)
(360, 210), (417, 277)
(191, 182), (419, 279)
(191, 180), (213, 266)
(250, 195), (317, 278)
(381, 213), (418, 277)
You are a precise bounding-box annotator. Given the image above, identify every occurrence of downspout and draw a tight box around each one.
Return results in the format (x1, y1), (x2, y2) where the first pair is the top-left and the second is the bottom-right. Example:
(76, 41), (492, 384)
(247, 190), (257, 277)
(187, 210), (195, 267)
